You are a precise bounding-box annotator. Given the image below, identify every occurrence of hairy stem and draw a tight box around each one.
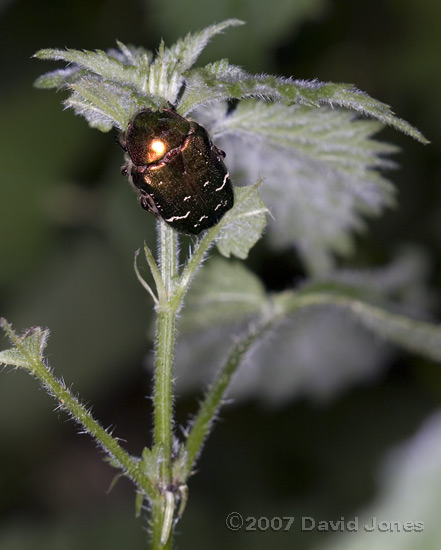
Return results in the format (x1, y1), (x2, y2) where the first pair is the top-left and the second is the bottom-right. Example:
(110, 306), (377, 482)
(151, 220), (179, 549)
(184, 305), (280, 476)
(0, 319), (156, 500)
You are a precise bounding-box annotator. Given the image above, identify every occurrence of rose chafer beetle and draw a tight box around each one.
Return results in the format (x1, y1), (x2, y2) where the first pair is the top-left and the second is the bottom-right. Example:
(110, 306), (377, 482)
(121, 108), (234, 235)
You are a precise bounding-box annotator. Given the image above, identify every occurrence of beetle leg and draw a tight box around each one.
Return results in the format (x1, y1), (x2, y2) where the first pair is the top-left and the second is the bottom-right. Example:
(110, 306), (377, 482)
(140, 192), (161, 218)
(116, 132), (127, 151)
(212, 144), (226, 159)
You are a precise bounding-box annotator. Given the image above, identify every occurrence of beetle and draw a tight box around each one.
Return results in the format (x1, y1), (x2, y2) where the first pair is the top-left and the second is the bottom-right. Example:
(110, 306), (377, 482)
(121, 108), (234, 235)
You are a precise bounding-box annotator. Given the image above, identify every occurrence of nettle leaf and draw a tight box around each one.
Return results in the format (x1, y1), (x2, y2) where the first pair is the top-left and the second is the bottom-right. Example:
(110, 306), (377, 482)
(148, 19), (243, 103)
(33, 20), (243, 130)
(199, 100), (400, 273)
(67, 77), (140, 132)
(175, 250), (436, 402)
(175, 257), (267, 393)
(0, 319), (50, 370)
(215, 184), (268, 259)
(167, 19), (244, 76)
(238, 269), (441, 403)
(181, 62), (428, 143)
(34, 44), (166, 131)
(179, 256), (266, 331)
(34, 46), (149, 90)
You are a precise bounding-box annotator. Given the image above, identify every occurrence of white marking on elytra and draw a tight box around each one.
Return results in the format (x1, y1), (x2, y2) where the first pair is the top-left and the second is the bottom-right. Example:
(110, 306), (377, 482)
(183, 196), (192, 202)
(215, 172), (229, 192)
(165, 211), (191, 222)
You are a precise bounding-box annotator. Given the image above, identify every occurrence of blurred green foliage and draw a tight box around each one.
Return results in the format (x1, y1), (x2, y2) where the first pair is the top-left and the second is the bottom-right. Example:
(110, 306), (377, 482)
(1, 0), (441, 549)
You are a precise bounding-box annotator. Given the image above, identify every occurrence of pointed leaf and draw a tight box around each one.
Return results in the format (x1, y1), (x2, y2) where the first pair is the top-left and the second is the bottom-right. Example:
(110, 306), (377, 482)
(0, 319), (50, 370)
(180, 257), (266, 330)
(215, 183), (268, 259)
(133, 248), (159, 305)
(34, 66), (85, 89)
(168, 19), (244, 74)
(181, 63), (428, 143)
(0, 348), (32, 369)
(141, 444), (164, 482)
(205, 100), (399, 273)
(66, 78), (129, 131)
(148, 19), (244, 104)
(34, 43), (165, 129)
(34, 46), (151, 93)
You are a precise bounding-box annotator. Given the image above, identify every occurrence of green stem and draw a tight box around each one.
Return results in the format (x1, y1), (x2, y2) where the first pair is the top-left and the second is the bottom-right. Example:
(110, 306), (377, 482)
(176, 225), (217, 304)
(151, 497), (174, 550)
(0, 319), (156, 499)
(184, 306), (279, 476)
(154, 306), (176, 469)
(43, 366), (155, 497)
(151, 220), (179, 549)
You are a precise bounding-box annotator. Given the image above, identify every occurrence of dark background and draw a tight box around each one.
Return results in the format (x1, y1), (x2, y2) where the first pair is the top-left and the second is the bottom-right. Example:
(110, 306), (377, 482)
(1, 0), (440, 548)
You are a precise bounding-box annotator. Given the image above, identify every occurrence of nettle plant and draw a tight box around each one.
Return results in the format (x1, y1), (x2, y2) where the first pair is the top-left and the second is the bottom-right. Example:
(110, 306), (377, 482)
(1, 19), (441, 549)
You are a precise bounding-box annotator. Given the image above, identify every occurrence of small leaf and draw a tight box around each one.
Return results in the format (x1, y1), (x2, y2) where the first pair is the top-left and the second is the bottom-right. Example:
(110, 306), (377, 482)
(0, 348), (31, 369)
(34, 66), (84, 89)
(0, 319), (50, 370)
(141, 444), (164, 482)
(215, 183), (268, 259)
(106, 472), (123, 493)
(135, 491), (144, 518)
(171, 443), (188, 483)
(133, 248), (159, 305)
(168, 19), (244, 74)
(180, 256), (266, 331)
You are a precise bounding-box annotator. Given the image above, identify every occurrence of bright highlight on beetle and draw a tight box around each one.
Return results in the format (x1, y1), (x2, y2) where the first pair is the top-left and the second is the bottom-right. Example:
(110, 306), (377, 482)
(121, 108), (234, 235)
(150, 139), (166, 159)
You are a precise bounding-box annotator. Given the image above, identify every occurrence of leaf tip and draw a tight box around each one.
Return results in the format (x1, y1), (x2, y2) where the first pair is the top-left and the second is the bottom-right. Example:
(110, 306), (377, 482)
(0, 317), (13, 337)
(224, 18), (246, 27)
(33, 48), (57, 60)
(416, 133), (430, 145)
